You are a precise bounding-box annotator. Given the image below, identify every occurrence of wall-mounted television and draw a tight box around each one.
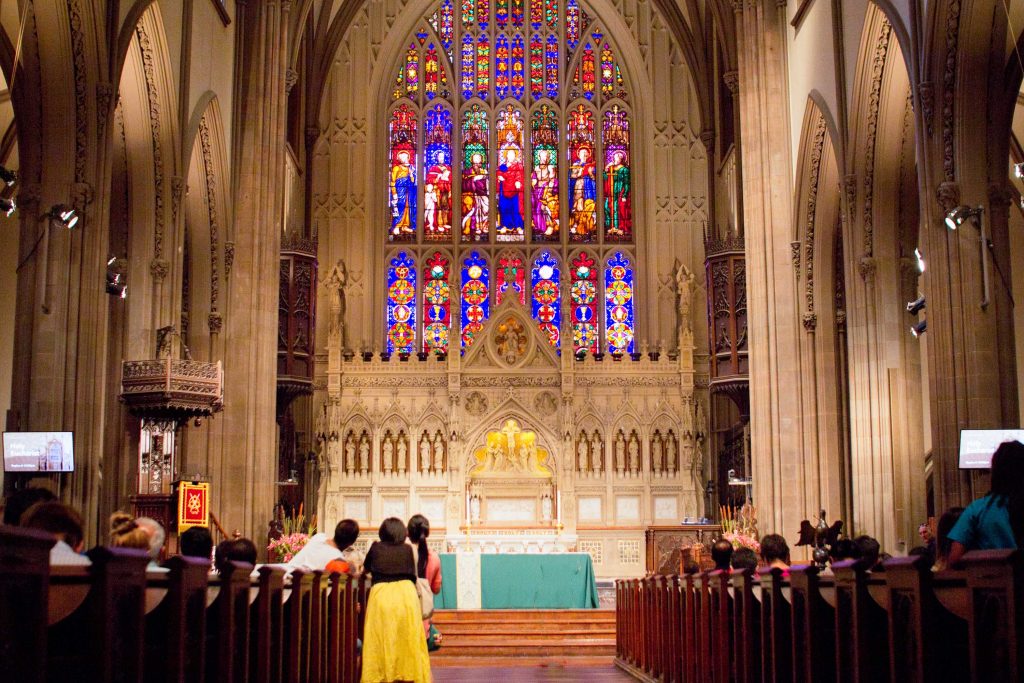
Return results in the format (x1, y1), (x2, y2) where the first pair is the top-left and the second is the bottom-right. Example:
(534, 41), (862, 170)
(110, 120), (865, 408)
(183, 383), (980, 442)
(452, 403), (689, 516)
(959, 429), (1024, 469)
(2, 432), (75, 472)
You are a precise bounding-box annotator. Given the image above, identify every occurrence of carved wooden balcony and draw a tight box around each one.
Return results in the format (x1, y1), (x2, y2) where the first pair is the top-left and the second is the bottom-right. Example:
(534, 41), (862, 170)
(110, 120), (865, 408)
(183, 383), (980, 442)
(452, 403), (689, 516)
(119, 357), (224, 431)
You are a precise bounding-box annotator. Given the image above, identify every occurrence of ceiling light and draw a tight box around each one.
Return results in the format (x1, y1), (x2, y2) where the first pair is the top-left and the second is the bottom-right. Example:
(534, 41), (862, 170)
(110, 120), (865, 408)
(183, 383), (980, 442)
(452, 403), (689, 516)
(0, 197), (15, 217)
(906, 294), (926, 315)
(911, 320), (927, 337)
(944, 205), (983, 231)
(0, 166), (16, 187)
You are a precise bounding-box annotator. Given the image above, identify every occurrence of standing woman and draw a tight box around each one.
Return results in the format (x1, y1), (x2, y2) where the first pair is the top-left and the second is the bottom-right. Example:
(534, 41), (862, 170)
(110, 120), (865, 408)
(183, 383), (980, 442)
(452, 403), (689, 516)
(361, 517), (432, 683)
(408, 514), (443, 636)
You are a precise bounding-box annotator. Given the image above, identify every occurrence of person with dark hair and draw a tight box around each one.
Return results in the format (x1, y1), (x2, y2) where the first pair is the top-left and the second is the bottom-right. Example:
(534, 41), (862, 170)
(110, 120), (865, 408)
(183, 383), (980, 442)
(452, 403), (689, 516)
(2, 487), (57, 525)
(21, 501), (90, 566)
(681, 561), (700, 575)
(948, 441), (1024, 565)
(179, 526), (214, 560)
(731, 547), (759, 571)
(853, 535), (881, 569)
(759, 533), (790, 570)
(288, 518), (362, 572)
(933, 506), (965, 570)
(711, 538), (734, 571)
(361, 517), (431, 682)
(325, 519), (364, 575)
(829, 538), (861, 564)
(408, 514), (443, 635)
(214, 538), (258, 575)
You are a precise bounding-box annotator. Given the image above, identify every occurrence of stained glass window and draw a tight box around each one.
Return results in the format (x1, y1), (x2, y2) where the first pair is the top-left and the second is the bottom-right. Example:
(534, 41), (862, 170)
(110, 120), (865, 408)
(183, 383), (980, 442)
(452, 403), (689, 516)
(388, 105), (417, 241)
(604, 251), (634, 354)
(461, 251), (490, 347)
(570, 252), (598, 353)
(423, 252), (451, 353)
(382, 0), (638, 354)
(603, 105), (631, 240)
(424, 106), (453, 240)
(530, 104), (559, 241)
(461, 104), (489, 241)
(495, 105), (525, 241)
(496, 253), (526, 305)
(531, 251), (561, 348)
(387, 252), (417, 354)
(567, 104), (596, 242)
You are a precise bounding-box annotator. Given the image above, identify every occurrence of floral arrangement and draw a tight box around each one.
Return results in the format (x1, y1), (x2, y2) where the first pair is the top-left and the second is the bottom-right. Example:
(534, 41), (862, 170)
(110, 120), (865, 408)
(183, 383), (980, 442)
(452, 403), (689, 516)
(267, 504), (317, 563)
(720, 503), (760, 553)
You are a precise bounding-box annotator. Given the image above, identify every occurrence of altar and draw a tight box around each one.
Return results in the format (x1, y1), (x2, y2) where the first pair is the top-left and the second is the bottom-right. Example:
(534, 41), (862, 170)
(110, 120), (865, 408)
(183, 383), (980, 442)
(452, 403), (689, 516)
(434, 552), (599, 609)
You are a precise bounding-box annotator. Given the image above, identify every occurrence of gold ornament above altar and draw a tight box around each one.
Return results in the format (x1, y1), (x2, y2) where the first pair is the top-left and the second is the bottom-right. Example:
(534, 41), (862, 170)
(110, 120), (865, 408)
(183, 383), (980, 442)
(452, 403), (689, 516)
(470, 419), (552, 478)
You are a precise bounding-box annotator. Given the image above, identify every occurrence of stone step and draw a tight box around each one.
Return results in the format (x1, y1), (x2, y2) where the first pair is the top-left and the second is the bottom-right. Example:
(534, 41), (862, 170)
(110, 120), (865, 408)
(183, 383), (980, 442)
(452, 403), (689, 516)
(432, 609), (615, 622)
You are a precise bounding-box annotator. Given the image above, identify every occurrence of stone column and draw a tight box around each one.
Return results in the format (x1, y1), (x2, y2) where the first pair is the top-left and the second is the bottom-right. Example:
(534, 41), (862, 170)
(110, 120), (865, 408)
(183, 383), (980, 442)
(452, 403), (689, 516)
(220, 0), (293, 539)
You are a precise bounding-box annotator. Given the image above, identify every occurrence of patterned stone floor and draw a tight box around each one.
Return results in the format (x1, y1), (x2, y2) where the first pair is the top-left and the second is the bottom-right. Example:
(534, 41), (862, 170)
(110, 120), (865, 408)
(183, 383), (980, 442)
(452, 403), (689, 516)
(432, 665), (635, 681)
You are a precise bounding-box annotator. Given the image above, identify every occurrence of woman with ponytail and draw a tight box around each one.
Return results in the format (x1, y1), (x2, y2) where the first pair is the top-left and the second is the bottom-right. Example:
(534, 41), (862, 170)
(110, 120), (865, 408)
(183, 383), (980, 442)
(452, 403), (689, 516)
(408, 515), (443, 636)
(947, 440), (1024, 565)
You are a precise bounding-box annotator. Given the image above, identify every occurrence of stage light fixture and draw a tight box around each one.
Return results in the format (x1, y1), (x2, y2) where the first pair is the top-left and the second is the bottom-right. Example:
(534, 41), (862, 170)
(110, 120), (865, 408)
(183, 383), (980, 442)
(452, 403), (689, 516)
(46, 204), (79, 229)
(911, 319), (927, 337)
(0, 197), (15, 217)
(906, 294), (926, 315)
(1015, 162), (1024, 179)
(914, 248), (925, 273)
(944, 205), (983, 231)
(0, 165), (16, 187)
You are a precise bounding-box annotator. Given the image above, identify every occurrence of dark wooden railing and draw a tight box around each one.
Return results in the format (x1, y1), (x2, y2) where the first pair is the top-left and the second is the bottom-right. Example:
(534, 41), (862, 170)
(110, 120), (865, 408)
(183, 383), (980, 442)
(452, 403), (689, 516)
(616, 551), (1023, 682)
(0, 525), (367, 683)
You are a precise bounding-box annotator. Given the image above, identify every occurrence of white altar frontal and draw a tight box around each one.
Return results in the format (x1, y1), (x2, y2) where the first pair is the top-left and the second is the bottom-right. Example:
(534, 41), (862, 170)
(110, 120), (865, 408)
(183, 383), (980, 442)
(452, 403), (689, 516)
(313, 295), (709, 579)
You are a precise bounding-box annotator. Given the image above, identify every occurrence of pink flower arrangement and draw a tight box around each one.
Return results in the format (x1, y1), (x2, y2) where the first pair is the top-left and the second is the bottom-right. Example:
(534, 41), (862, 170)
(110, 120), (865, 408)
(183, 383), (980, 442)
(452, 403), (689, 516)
(722, 531), (761, 554)
(268, 531), (310, 562)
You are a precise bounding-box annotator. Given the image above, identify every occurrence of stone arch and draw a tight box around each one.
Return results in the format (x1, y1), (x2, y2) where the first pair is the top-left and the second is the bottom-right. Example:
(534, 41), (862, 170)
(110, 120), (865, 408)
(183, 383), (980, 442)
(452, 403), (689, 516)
(460, 399), (563, 474)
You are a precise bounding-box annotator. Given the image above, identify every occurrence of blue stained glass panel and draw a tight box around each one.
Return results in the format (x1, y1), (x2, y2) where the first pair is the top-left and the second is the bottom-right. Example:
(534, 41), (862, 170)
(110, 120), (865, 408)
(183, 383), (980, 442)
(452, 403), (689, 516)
(604, 251), (634, 354)
(531, 251), (561, 349)
(460, 251), (490, 348)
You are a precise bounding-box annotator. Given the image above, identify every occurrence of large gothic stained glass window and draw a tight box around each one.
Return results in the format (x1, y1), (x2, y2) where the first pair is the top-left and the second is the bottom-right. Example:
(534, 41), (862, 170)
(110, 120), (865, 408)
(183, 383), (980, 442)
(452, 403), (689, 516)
(384, 0), (637, 354)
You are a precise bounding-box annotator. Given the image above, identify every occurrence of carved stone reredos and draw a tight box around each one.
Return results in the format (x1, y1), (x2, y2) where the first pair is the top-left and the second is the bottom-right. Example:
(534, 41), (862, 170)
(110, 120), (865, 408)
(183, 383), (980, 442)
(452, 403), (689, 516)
(462, 297), (560, 373)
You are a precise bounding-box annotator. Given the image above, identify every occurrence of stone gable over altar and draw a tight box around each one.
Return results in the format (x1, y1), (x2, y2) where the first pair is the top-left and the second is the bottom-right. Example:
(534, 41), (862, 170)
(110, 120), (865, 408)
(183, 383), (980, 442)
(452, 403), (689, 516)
(313, 296), (707, 578)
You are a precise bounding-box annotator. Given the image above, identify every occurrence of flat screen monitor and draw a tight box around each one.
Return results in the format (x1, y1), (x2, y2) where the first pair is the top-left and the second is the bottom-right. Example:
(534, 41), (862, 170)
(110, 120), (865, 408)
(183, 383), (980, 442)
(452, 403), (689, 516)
(959, 429), (1024, 469)
(2, 431), (74, 472)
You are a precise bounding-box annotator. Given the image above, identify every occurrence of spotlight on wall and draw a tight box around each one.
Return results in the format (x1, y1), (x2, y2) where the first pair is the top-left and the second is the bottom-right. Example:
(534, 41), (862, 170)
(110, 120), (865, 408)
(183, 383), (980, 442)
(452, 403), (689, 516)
(46, 204), (79, 229)
(1015, 162), (1024, 179)
(106, 256), (127, 299)
(944, 205), (983, 231)
(910, 319), (927, 337)
(0, 165), (16, 187)
(0, 197), (15, 217)
(906, 294), (926, 315)
(914, 248), (925, 273)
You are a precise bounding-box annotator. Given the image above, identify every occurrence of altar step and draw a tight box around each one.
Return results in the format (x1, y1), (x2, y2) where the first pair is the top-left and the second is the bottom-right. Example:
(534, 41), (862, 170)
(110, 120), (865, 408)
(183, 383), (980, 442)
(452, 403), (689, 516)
(430, 609), (617, 668)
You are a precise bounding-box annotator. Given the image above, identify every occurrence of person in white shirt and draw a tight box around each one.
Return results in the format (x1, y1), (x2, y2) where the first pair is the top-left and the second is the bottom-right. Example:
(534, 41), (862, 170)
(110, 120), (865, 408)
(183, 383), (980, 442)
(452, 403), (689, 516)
(286, 519), (362, 573)
(20, 501), (91, 566)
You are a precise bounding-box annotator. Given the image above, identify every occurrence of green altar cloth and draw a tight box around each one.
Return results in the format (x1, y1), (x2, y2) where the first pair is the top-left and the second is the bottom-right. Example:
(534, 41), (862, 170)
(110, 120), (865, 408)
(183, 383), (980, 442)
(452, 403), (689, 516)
(434, 553), (599, 609)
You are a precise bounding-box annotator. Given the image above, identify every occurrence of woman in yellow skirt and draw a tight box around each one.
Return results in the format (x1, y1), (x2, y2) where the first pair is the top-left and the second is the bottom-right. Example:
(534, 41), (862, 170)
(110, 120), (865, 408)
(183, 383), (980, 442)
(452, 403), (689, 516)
(361, 517), (432, 682)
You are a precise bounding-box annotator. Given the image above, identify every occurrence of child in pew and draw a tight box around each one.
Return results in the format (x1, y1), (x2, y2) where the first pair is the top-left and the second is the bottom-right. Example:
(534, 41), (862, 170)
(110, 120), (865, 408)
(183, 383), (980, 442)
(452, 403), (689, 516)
(21, 501), (91, 566)
(289, 518), (364, 575)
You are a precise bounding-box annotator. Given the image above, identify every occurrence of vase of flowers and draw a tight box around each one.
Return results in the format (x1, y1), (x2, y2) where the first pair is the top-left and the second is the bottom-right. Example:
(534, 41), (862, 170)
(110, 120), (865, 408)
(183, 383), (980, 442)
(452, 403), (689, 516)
(720, 503), (760, 553)
(267, 504), (317, 562)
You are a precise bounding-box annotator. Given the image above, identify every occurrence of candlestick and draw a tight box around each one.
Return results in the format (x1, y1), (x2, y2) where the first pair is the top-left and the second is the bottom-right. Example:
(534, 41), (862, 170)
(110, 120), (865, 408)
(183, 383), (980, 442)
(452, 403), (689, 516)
(466, 490), (470, 527)
(556, 490), (562, 524)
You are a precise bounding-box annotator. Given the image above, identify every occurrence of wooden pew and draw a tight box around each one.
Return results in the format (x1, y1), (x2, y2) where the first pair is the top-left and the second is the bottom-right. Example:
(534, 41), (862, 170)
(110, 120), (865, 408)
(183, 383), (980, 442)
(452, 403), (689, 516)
(251, 565), (285, 683)
(665, 575), (681, 683)
(206, 560), (253, 683)
(0, 526), (55, 683)
(788, 564), (834, 683)
(283, 568), (313, 683)
(143, 556), (210, 683)
(758, 566), (791, 683)
(961, 549), (1023, 682)
(681, 572), (698, 683)
(707, 569), (732, 683)
(832, 559), (888, 682)
(731, 567), (760, 683)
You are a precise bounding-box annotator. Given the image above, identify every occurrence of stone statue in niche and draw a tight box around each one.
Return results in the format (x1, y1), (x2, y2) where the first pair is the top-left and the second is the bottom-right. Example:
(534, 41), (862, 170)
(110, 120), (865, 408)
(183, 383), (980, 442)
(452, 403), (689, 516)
(345, 441), (355, 473)
(666, 437), (677, 474)
(577, 439), (588, 472)
(359, 439), (369, 474)
(324, 260), (349, 349)
(420, 435), (431, 472)
(628, 438), (639, 473)
(432, 434), (444, 471)
(615, 436), (625, 472)
(675, 261), (695, 334)
(383, 439), (394, 472)
(541, 492), (553, 522)
(695, 402), (707, 439)
(397, 438), (407, 473)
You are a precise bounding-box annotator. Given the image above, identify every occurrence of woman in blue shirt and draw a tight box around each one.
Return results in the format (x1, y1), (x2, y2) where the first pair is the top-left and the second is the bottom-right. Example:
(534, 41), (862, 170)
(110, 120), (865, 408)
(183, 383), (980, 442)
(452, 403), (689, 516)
(947, 440), (1024, 565)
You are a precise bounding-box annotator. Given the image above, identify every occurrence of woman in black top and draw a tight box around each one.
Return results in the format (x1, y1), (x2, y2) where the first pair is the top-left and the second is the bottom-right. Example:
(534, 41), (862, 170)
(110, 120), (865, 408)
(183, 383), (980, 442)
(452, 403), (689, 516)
(360, 518), (432, 682)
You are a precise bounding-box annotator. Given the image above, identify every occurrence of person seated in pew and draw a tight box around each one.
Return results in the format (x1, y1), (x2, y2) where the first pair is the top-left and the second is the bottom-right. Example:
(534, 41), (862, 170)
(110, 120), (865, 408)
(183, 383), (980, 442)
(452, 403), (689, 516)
(933, 506), (965, 570)
(947, 440), (1024, 566)
(711, 539), (734, 572)
(179, 526), (214, 561)
(759, 534), (790, 572)
(731, 547), (759, 572)
(21, 501), (90, 566)
(289, 518), (363, 574)
(110, 511), (152, 551)
(214, 537), (258, 575)
(854, 535), (881, 570)
(136, 517), (166, 564)
(2, 486), (56, 525)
